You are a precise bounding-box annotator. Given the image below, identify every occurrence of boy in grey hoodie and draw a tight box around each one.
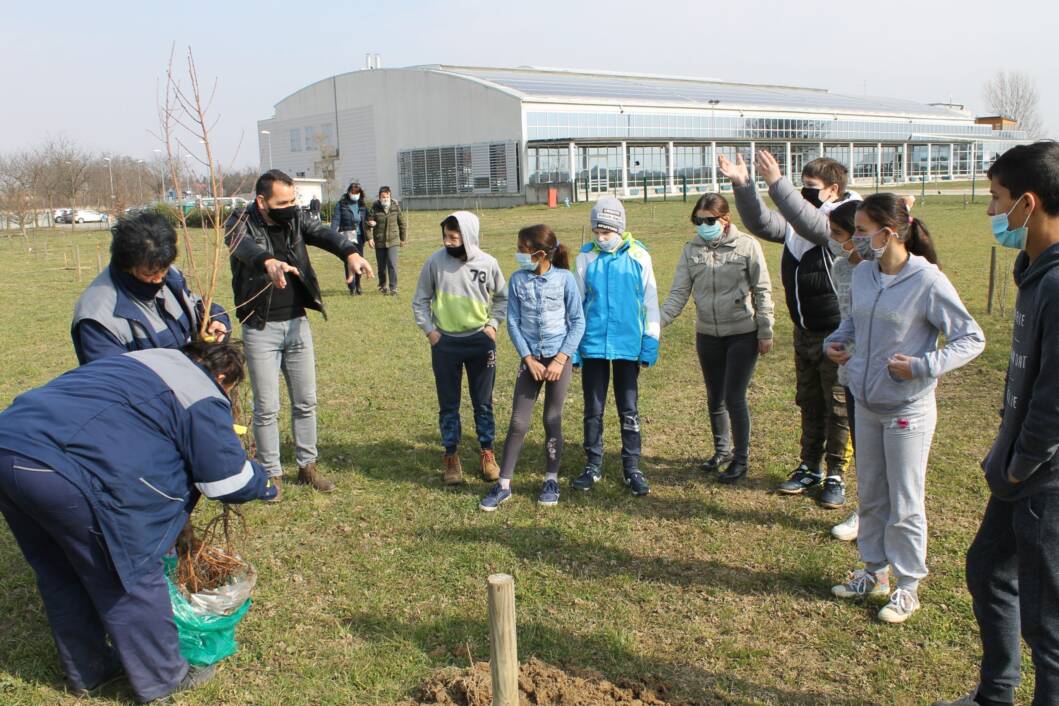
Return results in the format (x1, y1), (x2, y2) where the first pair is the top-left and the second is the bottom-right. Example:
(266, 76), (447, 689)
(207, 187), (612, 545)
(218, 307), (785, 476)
(825, 194), (984, 624)
(412, 211), (507, 485)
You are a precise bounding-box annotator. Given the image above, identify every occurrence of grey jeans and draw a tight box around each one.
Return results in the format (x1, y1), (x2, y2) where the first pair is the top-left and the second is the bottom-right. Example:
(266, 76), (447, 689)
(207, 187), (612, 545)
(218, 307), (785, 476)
(854, 392), (937, 590)
(243, 317), (318, 477)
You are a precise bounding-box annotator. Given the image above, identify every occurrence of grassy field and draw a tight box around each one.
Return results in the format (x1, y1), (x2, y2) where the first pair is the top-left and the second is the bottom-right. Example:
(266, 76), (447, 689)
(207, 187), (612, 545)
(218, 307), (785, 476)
(0, 195), (1027, 705)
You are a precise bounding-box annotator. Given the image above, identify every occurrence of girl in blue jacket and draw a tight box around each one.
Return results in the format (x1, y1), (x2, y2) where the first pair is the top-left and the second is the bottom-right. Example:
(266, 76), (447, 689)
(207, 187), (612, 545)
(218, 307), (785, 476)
(570, 196), (660, 497)
(479, 225), (585, 511)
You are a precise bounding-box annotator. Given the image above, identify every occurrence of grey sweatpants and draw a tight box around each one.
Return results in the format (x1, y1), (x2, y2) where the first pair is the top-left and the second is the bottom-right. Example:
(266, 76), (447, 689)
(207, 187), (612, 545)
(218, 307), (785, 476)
(499, 357), (573, 480)
(854, 393), (937, 590)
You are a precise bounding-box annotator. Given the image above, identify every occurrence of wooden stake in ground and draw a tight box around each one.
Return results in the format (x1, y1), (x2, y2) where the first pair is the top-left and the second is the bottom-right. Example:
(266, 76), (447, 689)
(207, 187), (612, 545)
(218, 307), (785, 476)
(96, 243), (103, 273)
(487, 573), (518, 706)
(75, 244), (82, 282)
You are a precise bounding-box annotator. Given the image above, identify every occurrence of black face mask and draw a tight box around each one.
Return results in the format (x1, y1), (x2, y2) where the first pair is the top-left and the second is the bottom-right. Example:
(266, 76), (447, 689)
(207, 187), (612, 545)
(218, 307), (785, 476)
(267, 204), (299, 225)
(801, 187), (823, 209)
(117, 268), (166, 300)
(445, 245), (467, 260)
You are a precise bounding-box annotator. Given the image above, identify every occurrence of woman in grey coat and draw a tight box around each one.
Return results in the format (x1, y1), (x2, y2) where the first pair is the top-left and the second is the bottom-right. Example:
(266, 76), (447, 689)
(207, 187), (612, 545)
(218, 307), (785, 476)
(661, 193), (775, 484)
(826, 193), (985, 624)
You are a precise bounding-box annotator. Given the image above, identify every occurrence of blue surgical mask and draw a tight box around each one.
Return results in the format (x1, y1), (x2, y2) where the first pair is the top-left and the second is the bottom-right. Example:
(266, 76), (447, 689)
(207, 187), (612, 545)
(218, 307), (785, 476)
(991, 194), (1031, 250)
(515, 252), (537, 270)
(697, 222), (723, 242)
(597, 234), (622, 252)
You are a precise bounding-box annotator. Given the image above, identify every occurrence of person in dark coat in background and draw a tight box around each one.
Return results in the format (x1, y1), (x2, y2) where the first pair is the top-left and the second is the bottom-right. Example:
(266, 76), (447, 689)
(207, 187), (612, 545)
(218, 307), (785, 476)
(0, 342), (276, 703)
(331, 181), (376, 295)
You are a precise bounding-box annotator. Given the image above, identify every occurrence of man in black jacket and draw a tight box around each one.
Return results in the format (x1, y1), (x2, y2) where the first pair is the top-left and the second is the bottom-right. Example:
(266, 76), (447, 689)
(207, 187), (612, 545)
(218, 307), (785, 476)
(934, 141), (1059, 706)
(225, 169), (372, 500)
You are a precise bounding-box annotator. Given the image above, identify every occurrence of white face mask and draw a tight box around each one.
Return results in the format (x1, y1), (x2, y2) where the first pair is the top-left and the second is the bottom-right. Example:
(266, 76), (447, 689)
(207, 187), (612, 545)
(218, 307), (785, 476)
(380, 198), (391, 208)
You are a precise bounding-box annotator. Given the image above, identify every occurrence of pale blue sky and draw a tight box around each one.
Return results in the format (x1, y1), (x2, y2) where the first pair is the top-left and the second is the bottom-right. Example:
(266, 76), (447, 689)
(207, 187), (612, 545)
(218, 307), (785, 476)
(3, 0), (1057, 166)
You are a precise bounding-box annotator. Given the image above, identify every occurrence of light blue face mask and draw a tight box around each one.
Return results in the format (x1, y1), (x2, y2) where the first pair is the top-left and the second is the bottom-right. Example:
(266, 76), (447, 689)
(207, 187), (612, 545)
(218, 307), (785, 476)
(991, 194), (1031, 250)
(515, 252), (538, 270)
(697, 222), (723, 242)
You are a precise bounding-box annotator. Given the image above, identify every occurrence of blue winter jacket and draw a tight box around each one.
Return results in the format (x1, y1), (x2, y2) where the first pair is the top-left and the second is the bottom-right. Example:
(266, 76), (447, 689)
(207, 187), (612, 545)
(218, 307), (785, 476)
(507, 266), (585, 360)
(573, 233), (661, 365)
(330, 198), (368, 246)
(71, 265), (231, 365)
(0, 349), (273, 590)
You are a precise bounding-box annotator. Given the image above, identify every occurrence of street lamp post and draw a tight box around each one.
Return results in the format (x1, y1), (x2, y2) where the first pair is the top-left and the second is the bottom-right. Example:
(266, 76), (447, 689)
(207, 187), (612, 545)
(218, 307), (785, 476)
(260, 130), (273, 170)
(102, 156), (115, 206)
(136, 159), (145, 204)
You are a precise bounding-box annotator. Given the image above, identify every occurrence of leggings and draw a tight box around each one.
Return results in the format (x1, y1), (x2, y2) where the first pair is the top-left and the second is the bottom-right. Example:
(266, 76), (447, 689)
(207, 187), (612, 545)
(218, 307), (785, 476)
(695, 331), (759, 464)
(499, 357), (573, 480)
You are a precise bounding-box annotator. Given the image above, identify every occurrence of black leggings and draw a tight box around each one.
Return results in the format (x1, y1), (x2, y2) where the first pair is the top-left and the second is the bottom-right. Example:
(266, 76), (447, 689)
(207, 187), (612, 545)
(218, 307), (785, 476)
(695, 331), (759, 463)
(499, 357), (573, 480)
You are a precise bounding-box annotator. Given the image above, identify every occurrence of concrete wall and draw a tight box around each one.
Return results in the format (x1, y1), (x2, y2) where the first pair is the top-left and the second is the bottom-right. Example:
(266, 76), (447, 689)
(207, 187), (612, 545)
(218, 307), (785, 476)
(258, 69), (525, 201)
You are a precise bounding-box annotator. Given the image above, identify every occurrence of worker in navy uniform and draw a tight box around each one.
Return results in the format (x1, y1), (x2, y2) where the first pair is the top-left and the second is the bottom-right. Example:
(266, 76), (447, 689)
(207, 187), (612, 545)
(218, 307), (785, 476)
(0, 342), (275, 702)
(72, 211), (230, 364)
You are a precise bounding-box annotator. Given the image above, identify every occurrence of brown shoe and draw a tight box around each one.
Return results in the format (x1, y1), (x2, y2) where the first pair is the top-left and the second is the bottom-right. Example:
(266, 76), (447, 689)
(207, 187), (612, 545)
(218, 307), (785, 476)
(297, 462), (336, 493)
(480, 449), (500, 482)
(443, 452), (464, 485)
(265, 476), (283, 503)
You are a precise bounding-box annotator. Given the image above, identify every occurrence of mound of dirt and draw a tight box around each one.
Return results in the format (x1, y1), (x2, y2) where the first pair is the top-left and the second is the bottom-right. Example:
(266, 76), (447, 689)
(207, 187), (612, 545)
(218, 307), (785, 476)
(395, 657), (675, 706)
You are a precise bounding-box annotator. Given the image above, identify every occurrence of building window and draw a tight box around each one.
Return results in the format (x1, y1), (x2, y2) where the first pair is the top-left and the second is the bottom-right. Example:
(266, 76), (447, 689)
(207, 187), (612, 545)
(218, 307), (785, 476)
(398, 141), (520, 197)
(289, 129), (302, 152)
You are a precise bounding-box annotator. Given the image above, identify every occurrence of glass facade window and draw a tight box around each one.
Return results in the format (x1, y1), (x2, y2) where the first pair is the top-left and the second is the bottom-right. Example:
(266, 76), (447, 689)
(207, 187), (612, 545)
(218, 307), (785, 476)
(399, 141), (520, 196)
(576, 146), (622, 193)
(628, 146), (667, 191)
(674, 145), (715, 191)
(526, 110), (1029, 143)
(528, 147), (569, 185)
(289, 128), (302, 152)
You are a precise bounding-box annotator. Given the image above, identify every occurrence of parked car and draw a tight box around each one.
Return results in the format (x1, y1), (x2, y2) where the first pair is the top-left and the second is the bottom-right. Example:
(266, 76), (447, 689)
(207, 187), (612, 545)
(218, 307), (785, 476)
(58, 209), (108, 224)
(53, 208), (72, 223)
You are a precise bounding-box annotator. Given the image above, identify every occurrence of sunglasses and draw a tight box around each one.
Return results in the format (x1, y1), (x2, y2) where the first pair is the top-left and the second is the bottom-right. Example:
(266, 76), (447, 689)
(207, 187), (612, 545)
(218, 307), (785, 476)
(692, 215), (721, 226)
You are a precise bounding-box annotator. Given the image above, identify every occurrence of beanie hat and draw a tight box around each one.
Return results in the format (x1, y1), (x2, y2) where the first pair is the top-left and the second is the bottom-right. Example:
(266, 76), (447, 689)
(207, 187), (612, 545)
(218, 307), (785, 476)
(590, 196), (626, 235)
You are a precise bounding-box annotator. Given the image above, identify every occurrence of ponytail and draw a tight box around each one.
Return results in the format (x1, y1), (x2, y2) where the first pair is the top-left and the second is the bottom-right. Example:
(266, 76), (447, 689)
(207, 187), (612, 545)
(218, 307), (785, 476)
(552, 242), (570, 270)
(907, 218), (939, 267)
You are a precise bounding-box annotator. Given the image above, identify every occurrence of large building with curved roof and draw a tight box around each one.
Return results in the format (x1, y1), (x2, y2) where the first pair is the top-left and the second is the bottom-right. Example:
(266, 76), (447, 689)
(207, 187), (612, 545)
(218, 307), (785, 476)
(257, 64), (1028, 207)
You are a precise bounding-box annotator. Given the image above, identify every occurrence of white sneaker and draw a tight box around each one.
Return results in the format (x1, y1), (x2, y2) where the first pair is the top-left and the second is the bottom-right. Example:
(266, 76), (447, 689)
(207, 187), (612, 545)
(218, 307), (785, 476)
(831, 512), (859, 541)
(832, 568), (890, 599)
(878, 587), (920, 623)
(931, 689), (978, 706)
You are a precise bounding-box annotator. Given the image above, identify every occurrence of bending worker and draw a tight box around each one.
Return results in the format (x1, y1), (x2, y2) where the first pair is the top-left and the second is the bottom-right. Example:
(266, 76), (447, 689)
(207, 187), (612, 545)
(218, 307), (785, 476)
(0, 342), (276, 703)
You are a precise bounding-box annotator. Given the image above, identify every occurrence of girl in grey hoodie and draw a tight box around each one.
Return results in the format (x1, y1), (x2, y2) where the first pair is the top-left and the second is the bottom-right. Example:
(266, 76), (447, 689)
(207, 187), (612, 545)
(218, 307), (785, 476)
(825, 194), (985, 624)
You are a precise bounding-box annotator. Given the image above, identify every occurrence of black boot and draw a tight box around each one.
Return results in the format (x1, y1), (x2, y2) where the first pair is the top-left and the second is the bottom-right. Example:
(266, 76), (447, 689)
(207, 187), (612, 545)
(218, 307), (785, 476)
(698, 451), (734, 473)
(717, 460), (748, 484)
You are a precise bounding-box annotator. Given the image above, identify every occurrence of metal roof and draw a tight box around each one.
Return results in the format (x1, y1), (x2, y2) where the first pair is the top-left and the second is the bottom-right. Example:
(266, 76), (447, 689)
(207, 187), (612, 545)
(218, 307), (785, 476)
(419, 65), (967, 121)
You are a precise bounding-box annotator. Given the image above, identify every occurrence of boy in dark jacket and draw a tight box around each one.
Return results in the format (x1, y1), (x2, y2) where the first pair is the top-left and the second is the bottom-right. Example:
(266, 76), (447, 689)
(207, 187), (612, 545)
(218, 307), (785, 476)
(721, 151), (858, 508)
(934, 141), (1059, 706)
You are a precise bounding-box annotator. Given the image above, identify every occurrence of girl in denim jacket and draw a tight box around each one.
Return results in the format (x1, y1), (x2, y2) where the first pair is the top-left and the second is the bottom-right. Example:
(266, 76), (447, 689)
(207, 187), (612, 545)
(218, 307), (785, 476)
(479, 225), (585, 511)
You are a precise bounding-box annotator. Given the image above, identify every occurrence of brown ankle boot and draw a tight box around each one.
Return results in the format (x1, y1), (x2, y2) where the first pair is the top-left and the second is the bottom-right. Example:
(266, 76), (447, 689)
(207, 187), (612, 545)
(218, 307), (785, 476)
(479, 449), (500, 482)
(297, 462), (336, 493)
(443, 452), (464, 485)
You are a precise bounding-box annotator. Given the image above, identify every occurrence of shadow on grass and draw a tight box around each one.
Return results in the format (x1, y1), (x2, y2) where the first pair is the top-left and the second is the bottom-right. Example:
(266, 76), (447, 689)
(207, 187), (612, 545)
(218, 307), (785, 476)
(320, 438), (831, 535)
(432, 524), (829, 600)
(342, 610), (875, 706)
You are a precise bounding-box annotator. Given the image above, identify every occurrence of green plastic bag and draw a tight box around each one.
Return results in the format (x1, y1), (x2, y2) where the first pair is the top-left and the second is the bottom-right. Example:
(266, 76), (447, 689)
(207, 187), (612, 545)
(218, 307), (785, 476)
(163, 555), (253, 666)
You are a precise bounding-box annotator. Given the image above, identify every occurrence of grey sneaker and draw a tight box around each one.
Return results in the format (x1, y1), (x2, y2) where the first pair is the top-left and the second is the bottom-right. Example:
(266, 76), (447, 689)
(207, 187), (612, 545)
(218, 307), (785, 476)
(148, 664), (216, 703)
(832, 568), (890, 600)
(878, 587), (920, 624)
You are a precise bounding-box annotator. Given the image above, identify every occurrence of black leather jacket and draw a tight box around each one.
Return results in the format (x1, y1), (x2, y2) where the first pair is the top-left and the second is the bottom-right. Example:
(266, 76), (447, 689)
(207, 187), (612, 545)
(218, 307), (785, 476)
(224, 202), (359, 329)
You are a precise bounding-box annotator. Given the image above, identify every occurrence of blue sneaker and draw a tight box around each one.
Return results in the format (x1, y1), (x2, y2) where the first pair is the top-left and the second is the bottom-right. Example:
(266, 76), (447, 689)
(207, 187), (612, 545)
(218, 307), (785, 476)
(538, 479), (560, 506)
(478, 484), (512, 512)
(570, 464), (602, 491)
(623, 468), (651, 496)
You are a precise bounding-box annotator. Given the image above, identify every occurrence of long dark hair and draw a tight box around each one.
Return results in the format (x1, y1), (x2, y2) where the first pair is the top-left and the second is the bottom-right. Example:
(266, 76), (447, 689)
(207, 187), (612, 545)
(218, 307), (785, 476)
(858, 193), (939, 266)
(518, 224), (569, 270)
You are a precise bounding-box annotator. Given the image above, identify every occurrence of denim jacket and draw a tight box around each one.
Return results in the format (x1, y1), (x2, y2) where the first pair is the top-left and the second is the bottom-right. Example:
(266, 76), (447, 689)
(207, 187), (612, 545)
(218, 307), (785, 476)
(507, 266), (585, 360)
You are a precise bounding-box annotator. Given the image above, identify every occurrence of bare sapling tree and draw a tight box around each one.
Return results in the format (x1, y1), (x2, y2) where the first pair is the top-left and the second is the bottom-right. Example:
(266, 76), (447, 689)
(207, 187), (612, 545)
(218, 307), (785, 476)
(156, 44), (256, 341)
(984, 70), (1044, 138)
